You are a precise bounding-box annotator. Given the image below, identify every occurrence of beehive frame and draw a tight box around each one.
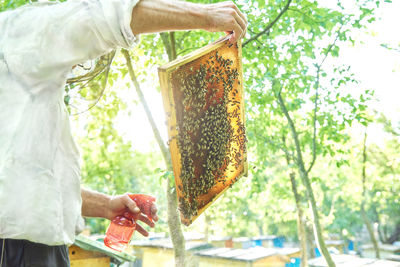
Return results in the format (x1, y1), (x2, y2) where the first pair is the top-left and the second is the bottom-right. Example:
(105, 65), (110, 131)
(158, 36), (248, 226)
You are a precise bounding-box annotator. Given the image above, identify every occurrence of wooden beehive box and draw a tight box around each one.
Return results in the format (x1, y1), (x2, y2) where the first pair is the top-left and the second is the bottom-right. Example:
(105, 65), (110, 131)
(70, 234), (136, 266)
(69, 245), (110, 267)
(158, 37), (247, 226)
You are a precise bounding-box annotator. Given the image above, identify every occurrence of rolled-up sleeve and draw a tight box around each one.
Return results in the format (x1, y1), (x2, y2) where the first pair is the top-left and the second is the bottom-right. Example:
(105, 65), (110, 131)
(83, 0), (140, 50)
(3, 0), (140, 79)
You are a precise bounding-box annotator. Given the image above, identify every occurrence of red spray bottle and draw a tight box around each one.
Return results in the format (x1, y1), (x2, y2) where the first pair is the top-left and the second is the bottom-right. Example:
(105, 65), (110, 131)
(104, 194), (156, 251)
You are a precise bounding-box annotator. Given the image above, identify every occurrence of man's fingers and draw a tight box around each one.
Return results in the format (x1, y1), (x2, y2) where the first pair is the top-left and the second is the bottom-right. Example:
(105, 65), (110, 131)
(221, 1), (247, 40)
(224, 1), (247, 27)
(123, 212), (157, 229)
(123, 211), (156, 227)
(229, 20), (243, 43)
(136, 214), (155, 227)
(151, 204), (158, 222)
(233, 12), (246, 40)
(217, 5), (245, 42)
(120, 196), (158, 223)
(204, 0), (247, 42)
(136, 223), (149, 237)
(123, 194), (140, 214)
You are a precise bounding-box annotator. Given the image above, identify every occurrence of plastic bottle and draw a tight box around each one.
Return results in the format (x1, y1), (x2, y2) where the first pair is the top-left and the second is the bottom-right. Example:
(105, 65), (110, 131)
(104, 215), (136, 251)
(104, 194), (156, 251)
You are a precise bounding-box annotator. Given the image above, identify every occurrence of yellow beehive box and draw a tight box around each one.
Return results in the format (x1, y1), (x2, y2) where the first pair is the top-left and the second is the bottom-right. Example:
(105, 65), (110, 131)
(69, 245), (110, 267)
(158, 37), (247, 225)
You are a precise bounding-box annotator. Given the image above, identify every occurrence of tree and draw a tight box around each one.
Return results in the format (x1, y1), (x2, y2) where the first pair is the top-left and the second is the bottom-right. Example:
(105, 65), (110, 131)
(360, 130), (380, 258)
(282, 136), (308, 266)
(123, 45), (187, 266)
(243, 0), (381, 265)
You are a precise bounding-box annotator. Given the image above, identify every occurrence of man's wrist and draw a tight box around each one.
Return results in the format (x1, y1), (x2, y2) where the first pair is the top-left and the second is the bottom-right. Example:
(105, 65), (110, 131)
(183, 1), (211, 31)
(103, 195), (113, 220)
(81, 188), (112, 219)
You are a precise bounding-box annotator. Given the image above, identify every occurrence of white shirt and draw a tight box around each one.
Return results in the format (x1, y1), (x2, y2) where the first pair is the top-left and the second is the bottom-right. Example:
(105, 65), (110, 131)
(0, 0), (139, 245)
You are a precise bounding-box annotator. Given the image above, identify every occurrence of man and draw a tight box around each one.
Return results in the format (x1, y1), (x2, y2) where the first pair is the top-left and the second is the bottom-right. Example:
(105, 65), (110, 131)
(0, 0), (247, 266)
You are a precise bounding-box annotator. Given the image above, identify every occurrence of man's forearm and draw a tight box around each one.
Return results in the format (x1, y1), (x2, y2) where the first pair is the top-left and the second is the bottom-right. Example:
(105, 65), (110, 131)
(131, 0), (208, 34)
(130, 0), (247, 43)
(81, 188), (111, 218)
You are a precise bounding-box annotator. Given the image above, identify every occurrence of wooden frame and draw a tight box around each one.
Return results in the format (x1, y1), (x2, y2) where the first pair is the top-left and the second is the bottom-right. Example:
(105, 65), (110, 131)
(158, 37), (247, 225)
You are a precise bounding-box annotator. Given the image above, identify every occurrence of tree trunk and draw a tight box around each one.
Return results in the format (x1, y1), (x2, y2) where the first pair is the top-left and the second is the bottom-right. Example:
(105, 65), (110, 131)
(306, 223), (316, 259)
(360, 131), (380, 259)
(375, 207), (385, 243)
(299, 169), (335, 266)
(289, 172), (308, 267)
(122, 44), (186, 266)
(282, 137), (308, 267)
(276, 91), (336, 267)
(360, 206), (380, 258)
(166, 177), (187, 267)
(160, 31), (187, 266)
(378, 224), (385, 244)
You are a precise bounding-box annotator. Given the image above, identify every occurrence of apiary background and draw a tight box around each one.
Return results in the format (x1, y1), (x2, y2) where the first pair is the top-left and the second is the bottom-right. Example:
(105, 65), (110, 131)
(158, 37), (247, 226)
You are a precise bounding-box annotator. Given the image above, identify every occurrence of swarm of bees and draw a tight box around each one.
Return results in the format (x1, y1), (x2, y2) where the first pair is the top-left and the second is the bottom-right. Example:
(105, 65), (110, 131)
(169, 49), (247, 223)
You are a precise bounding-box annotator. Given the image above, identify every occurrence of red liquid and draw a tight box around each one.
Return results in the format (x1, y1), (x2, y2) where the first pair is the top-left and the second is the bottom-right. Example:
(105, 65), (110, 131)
(104, 216), (136, 251)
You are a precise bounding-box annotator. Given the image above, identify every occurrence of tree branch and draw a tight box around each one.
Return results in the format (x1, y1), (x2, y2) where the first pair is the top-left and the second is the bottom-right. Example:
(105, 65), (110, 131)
(275, 88), (306, 171)
(306, 66), (320, 174)
(281, 135), (292, 164)
(160, 33), (173, 62)
(275, 85), (336, 267)
(122, 49), (171, 167)
(362, 130), (367, 199)
(177, 31), (191, 50)
(360, 129), (380, 258)
(379, 113), (400, 136)
(170, 32), (177, 61)
(306, 25), (343, 174)
(243, 0), (292, 47)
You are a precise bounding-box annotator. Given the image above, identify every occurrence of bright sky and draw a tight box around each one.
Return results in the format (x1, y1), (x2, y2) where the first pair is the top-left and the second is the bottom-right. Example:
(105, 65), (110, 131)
(113, 76), (168, 152)
(111, 1), (400, 152)
(340, 1), (400, 124)
(337, 1), (400, 144)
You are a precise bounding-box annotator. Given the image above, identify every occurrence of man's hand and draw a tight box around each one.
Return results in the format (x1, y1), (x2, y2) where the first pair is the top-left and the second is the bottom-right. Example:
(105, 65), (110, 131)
(81, 189), (158, 237)
(202, 1), (247, 43)
(131, 0), (247, 44)
(106, 194), (158, 237)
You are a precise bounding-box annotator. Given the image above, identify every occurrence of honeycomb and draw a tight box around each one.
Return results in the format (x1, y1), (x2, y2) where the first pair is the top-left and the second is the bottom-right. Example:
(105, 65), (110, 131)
(158, 38), (247, 226)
